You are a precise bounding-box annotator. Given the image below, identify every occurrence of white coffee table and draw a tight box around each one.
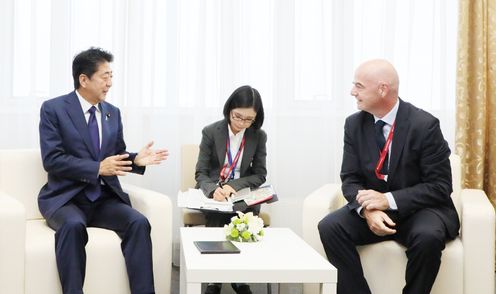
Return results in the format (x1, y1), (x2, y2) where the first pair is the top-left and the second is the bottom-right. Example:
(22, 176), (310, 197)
(180, 227), (336, 294)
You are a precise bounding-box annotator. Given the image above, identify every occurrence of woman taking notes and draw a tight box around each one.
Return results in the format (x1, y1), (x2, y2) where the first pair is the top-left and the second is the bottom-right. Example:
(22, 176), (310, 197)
(195, 85), (267, 294)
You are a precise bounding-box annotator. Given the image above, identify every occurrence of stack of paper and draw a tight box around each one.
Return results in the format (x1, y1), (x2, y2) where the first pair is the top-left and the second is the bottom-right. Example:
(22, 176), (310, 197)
(177, 188), (233, 212)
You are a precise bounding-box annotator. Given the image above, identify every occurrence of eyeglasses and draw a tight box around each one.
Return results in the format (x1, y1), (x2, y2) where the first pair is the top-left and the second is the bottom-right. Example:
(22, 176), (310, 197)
(231, 111), (256, 124)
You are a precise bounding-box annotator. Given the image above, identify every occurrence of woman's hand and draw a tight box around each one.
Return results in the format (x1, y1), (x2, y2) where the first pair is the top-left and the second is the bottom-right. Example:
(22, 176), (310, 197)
(212, 184), (236, 202)
(221, 184), (236, 196)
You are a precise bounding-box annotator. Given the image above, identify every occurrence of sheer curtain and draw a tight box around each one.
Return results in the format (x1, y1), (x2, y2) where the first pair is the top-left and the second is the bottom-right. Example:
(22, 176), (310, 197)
(0, 0), (458, 250)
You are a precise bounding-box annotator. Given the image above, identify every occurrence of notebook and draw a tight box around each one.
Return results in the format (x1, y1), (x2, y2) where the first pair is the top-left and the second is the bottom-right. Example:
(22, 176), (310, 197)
(231, 185), (277, 206)
(193, 241), (241, 254)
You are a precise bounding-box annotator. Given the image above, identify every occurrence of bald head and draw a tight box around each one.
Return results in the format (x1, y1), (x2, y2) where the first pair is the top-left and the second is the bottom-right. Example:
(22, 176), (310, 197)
(351, 59), (400, 117)
(356, 59), (399, 93)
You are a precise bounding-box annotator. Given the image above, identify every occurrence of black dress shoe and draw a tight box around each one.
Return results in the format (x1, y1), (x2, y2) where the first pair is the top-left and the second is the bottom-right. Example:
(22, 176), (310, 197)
(205, 284), (221, 294)
(231, 283), (253, 294)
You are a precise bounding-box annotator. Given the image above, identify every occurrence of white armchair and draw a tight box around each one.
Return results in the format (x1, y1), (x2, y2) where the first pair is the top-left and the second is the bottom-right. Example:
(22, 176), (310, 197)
(302, 154), (495, 294)
(0, 149), (172, 294)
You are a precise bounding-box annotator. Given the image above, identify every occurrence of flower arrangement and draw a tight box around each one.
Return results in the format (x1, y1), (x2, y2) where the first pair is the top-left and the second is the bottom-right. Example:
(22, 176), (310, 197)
(224, 211), (264, 242)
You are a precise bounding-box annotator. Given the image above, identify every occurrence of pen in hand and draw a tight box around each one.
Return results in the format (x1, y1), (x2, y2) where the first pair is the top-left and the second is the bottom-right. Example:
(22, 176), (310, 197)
(216, 181), (235, 201)
(213, 182), (228, 202)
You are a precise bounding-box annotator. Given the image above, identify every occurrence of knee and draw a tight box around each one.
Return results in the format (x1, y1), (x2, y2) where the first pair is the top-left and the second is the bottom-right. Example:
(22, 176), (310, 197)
(129, 215), (151, 232)
(59, 219), (86, 234)
(56, 220), (87, 241)
(409, 230), (446, 254)
(318, 213), (340, 237)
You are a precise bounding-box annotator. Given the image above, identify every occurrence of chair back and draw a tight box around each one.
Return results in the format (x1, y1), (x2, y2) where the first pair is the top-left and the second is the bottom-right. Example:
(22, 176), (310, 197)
(0, 149), (45, 220)
(181, 144), (200, 192)
(449, 154), (462, 220)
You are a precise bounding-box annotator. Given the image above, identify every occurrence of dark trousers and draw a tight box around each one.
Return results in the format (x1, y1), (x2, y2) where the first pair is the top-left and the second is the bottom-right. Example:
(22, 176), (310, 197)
(204, 205), (260, 227)
(318, 206), (449, 294)
(46, 186), (155, 294)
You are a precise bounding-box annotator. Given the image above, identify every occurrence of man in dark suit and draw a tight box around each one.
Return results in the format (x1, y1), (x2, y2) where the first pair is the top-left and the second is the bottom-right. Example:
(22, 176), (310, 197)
(318, 59), (460, 294)
(38, 47), (168, 294)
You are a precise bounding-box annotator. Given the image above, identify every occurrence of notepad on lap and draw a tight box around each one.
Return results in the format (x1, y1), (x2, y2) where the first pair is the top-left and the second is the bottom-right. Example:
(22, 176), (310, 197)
(231, 185), (277, 206)
(194, 241), (241, 254)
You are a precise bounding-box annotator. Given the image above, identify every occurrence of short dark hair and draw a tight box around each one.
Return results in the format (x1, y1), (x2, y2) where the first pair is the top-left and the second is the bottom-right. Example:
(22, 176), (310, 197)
(223, 85), (264, 129)
(72, 47), (113, 89)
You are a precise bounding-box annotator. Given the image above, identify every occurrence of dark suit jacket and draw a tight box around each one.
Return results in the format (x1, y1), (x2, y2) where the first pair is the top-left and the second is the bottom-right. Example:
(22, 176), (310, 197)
(38, 91), (144, 219)
(195, 120), (267, 197)
(340, 99), (460, 238)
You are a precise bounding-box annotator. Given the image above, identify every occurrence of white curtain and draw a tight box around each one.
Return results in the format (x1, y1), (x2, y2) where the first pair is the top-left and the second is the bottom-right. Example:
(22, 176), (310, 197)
(0, 0), (458, 250)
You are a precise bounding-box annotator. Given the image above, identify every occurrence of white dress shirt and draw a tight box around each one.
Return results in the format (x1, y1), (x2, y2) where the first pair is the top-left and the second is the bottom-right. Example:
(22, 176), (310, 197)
(223, 125), (246, 180)
(373, 99), (400, 210)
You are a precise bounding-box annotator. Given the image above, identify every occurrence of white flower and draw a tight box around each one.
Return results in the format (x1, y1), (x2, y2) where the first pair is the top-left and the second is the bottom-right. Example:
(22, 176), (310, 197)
(225, 211), (265, 242)
(224, 223), (234, 236)
(248, 217), (264, 235)
(236, 223), (246, 231)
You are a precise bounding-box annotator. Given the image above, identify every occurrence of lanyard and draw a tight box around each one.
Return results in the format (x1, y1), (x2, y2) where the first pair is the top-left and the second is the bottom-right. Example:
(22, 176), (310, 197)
(219, 135), (246, 183)
(375, 121), (395, 181)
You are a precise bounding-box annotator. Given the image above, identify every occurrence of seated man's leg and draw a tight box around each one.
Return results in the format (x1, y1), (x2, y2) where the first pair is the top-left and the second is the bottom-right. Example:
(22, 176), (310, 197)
(91, 194), (154, 294)
(318, 206), (389, 294)
(394, 209), (448, 294)
(46, 203), (89, 294)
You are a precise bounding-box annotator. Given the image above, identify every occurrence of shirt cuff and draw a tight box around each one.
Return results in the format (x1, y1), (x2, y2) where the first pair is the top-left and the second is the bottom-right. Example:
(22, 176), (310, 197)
(385, 192), (397, 210)
(356, 206), (364, 218)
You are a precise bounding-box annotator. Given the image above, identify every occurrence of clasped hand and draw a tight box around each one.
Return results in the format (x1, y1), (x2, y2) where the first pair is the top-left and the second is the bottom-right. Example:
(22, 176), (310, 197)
(363, 209), (397, 236)
(99, 141), (169, 176)
(213, 185), (236, 202)
(356, 189), (389, 210)
(357, 189), (396, 236)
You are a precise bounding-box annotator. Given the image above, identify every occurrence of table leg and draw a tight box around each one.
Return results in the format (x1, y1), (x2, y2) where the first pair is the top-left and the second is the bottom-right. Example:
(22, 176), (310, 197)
(186, 282), (201, 293)
(321, 282), (336, 294)
(180, 249), (186, 294)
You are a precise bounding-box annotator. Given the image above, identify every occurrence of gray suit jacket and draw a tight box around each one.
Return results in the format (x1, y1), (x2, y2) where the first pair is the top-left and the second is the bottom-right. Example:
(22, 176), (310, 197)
(195, 119), (267, 197)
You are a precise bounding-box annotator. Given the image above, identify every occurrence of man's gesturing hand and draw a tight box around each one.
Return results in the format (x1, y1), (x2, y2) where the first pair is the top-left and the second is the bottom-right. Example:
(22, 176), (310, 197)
(99, 154), (133, 176)
(134, 141), (169, 167)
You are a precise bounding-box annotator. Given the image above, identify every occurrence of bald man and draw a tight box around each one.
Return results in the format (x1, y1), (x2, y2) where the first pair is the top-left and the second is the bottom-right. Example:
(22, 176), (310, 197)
(318, 59), (459, 294)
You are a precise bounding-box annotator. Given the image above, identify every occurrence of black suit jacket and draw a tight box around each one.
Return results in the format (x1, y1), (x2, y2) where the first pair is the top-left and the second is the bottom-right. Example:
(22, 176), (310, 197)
(195, 120), (267, 197)
(340, 99), (460, 238)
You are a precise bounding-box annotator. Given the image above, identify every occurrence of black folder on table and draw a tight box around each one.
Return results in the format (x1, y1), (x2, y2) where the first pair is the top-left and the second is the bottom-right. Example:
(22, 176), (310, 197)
(194, 241), (241, 254)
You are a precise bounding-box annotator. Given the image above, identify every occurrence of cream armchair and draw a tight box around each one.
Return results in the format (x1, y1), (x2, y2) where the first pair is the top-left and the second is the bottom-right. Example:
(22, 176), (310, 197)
(302, 154), (495, 294)
(0, 149), (172, 294)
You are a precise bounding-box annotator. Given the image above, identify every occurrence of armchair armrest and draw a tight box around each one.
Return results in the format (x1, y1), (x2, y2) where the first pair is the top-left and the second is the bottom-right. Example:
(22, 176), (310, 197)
(460, 189), (495, 294)
(0, 191), (26, 294)
(302, 183), (343, 256)
(122, 183), (172, 294)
